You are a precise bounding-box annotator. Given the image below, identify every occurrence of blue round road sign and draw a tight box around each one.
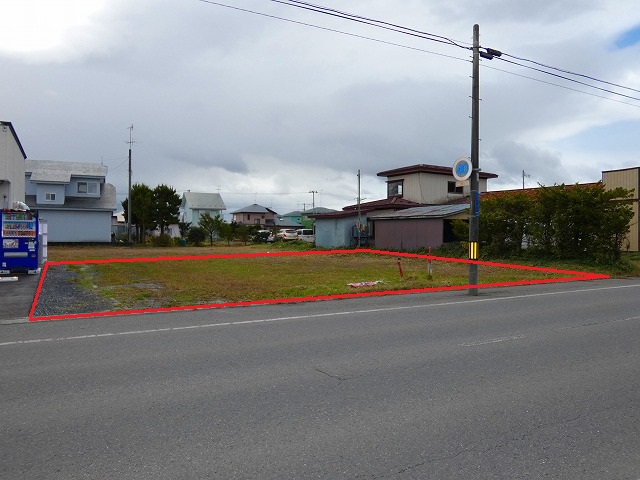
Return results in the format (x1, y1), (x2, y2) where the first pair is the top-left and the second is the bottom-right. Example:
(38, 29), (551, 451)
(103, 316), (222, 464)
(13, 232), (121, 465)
(452, 157), (472, 181)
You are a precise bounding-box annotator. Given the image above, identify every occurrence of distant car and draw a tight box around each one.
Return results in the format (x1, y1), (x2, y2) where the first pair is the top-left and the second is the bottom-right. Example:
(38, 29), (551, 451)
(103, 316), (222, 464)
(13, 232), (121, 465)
(253, 230), (274, 243)
(277, 229), (299, 240)
(296, 229), (315, 243)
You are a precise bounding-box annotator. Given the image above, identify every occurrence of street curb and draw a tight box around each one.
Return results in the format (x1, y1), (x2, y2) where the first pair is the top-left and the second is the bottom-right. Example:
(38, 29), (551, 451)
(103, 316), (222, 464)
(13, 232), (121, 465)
(0, 317), (30, 325)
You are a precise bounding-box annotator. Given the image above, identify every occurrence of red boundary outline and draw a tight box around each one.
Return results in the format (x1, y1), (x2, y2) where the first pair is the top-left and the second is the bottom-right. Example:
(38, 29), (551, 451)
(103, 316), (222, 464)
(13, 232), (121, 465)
(29, 249), (609, 322)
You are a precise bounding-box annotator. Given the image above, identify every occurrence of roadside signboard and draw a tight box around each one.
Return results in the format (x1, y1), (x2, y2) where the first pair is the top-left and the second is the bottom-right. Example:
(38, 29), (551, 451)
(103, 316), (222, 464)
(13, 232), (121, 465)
(453, 157), (472, 182)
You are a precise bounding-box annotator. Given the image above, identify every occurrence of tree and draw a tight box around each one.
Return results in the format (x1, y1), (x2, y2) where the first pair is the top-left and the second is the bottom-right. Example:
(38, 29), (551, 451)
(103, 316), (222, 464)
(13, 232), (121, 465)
(153, 184), (181, 236)
(235, 223), (256, 245)
(187, 226), (206, 246)
(218, 221), (234, 245)
(122, 183), (155, 243)
(480, 191), (533, 256)
(198, 213), (220, 246)
(178, 221), (191, 239)
(474, 183), (634, 262)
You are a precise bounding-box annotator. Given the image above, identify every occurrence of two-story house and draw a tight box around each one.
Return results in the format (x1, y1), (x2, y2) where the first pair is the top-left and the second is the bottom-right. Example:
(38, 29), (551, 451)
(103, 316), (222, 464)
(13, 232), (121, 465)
(378, 163), (497, 204)
(231, 204), (278, 228)
(313, 163), (498, 249)
(0, 121), (27, 209)
(180, 191), (226, 226)
(24, 160), (116, 242)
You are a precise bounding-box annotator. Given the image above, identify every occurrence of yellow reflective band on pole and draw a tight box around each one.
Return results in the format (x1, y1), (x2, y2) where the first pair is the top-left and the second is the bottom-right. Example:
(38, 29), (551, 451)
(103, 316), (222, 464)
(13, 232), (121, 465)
(469, 242), (478, 260)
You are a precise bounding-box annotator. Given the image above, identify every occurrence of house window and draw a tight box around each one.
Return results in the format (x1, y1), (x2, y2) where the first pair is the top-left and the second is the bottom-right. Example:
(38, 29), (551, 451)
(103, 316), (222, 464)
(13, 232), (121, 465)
(387, 180), (403, 198)
(77, 181), (98, 194)
(448, 181), (463, 194)
(247, 214), (251, 220)
(45, 192), (56, 201)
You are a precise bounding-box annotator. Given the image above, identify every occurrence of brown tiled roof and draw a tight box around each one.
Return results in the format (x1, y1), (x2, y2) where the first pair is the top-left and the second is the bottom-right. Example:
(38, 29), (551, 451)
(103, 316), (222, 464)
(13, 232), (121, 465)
(481, 182), (600, 200)
(342, 196), (423, 211)
(311, 196), (424, 219)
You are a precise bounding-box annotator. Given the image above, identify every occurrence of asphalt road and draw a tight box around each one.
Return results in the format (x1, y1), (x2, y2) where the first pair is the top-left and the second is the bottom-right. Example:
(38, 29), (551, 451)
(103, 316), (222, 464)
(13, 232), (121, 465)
(1, 279), (639, 479)
(0, 271), (41, 322)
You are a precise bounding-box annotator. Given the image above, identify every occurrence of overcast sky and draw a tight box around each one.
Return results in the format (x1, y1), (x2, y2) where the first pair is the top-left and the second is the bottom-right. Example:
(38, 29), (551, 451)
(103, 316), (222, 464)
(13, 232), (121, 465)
(2, 0), (639, 216)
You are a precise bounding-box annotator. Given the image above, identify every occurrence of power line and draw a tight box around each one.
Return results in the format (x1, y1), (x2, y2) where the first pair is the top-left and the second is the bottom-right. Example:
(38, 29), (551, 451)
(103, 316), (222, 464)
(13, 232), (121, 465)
(273, 0), (639, 103)
(197, 0), (470, 62)
(482, 63), (640, 108)
(266, 0), (640, 104)
(199, 0), (639, 106)
(495, 56), (640, 102)
(268, 0), (470, 49)
(501, 52), (640, 94)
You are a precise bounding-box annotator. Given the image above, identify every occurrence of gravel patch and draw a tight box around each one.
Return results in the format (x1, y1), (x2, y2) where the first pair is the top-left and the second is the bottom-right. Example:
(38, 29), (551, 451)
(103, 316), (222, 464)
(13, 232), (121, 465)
(33, 265), (117, 317)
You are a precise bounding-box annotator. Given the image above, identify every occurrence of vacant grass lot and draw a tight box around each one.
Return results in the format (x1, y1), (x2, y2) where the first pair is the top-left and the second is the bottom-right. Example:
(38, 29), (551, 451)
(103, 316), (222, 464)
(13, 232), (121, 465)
(47, 244), (581, 311)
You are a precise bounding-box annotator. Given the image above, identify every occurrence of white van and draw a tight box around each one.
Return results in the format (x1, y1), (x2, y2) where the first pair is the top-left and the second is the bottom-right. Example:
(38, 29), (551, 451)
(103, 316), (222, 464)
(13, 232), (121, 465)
(296, 229), (315, 243)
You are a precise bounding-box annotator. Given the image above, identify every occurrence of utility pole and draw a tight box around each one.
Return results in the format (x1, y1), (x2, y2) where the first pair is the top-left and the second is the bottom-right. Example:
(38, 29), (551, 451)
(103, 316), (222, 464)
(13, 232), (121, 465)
(308, 190), (318, 213)
(308, 190), (318, 231)
(357, 170), (362, 247)
(468, 25), (480, 295)
(468, 25), (501, 295)
(127, 124), (133, 244)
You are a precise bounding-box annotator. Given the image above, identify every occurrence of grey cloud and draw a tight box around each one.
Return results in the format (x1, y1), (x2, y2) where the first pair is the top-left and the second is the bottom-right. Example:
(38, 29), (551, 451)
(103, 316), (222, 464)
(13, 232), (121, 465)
(485, 141), (571, 188)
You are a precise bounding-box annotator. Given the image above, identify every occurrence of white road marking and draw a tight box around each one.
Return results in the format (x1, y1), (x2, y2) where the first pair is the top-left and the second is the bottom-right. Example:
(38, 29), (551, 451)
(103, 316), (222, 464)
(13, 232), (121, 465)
(2, 282), (640, 348)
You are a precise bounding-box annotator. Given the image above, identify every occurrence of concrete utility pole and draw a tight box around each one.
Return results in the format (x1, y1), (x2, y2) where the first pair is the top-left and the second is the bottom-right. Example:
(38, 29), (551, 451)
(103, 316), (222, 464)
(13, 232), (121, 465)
(357, 170), (362, 247)
(127, 124), (133, 244)
(308, 190), (318, 212)
(468, 25), (480, 295)
(468, 24), (501, 295)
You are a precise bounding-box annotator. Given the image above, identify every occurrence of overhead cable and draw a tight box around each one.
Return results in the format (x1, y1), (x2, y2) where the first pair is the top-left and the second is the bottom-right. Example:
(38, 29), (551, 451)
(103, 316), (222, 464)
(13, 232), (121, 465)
(199, 0), (640, 105)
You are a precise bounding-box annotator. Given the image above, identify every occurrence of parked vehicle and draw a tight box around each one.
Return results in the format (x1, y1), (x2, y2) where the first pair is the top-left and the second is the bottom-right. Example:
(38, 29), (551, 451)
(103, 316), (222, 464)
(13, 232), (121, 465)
(296, 228), (315, 243)
(277, 229), (299, 240)
(252, 230), (274, 243)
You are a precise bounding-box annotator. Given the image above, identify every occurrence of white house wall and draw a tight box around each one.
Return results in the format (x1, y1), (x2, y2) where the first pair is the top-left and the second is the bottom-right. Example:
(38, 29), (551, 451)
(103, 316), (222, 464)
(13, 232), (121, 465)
(40, 210), (112, 242)
(389, 173), (490, 204)
(0, 126), (25, 208)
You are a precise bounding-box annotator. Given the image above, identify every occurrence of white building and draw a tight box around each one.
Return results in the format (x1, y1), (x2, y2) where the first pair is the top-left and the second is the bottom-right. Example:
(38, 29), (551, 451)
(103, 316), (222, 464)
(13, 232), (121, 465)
(180, 191), (226, 225)
(0, 121), (27, 209)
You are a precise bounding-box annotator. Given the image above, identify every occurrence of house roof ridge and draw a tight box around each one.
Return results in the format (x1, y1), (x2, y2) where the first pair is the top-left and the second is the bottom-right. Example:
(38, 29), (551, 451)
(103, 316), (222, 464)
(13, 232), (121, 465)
(376, 163), (498, 179)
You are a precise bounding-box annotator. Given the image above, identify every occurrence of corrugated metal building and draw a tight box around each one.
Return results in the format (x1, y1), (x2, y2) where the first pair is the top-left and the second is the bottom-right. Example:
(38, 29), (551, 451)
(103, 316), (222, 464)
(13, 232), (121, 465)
(370, 204), (469, 251)
(603, 167), (639, 251)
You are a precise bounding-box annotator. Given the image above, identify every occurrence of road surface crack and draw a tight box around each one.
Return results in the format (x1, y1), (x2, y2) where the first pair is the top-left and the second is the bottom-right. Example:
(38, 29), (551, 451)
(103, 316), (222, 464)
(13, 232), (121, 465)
(315, 368), (349, 382)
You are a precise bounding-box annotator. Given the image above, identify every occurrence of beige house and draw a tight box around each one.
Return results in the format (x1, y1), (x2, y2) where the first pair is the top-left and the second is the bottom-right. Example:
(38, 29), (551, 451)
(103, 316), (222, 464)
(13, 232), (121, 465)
(377, 164), (498, 205)
(603, 167), (639, 251)
(231, 204), (278, 228)
(0, 121), (27, 209)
